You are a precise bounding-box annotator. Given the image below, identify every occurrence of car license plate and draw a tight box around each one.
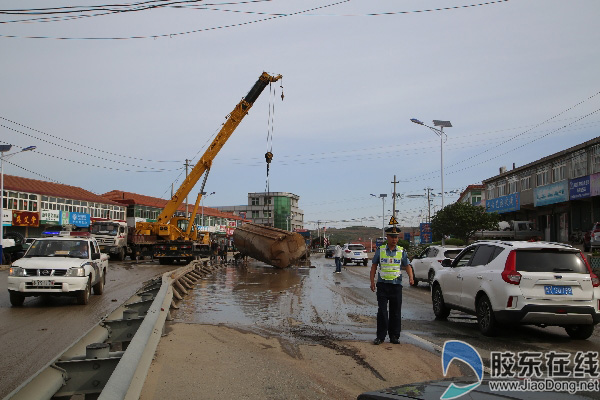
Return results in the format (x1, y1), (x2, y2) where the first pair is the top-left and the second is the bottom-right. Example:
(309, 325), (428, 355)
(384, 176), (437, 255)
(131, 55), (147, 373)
(544, 285), (573, 295)
(354, 252), (361, 256)
(170, 246), (178, 251)
(99, 246), (105, 251)
(32, 280), (53, 287)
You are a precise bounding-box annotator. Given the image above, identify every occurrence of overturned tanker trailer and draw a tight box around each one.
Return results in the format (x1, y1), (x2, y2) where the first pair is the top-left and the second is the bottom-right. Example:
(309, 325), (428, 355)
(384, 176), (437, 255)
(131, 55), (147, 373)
(233, 223), (308, 268)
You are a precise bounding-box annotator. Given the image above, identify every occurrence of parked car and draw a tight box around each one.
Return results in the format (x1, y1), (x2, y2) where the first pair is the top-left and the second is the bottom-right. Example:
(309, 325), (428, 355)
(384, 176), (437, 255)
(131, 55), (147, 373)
(431, 240), (600, 339)
(583, 222), (600, 252)
(342, 243), (368, 266)
(324, 245), (336, 258)
(410, 245), (464, 286)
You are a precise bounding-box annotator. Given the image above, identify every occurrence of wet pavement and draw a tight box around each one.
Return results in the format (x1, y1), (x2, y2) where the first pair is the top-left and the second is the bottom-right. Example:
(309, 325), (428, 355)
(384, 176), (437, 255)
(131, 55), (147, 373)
(174, 256), (380, 347)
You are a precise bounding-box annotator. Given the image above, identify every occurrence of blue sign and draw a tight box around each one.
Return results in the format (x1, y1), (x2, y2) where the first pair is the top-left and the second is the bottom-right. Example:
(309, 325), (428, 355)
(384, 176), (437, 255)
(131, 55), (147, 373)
(485, 193), (520, 214)
(404, 232), (411, 241)
(534, 181), (568, 207)
(569, 175), (591, 200)
(420, 223), (432, 244)
(60, 211), (90, 228)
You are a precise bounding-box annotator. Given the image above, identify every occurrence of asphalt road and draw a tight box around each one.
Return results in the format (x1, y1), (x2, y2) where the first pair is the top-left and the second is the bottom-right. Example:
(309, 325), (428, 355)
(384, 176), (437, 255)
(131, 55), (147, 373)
(0, 260), (178, 399)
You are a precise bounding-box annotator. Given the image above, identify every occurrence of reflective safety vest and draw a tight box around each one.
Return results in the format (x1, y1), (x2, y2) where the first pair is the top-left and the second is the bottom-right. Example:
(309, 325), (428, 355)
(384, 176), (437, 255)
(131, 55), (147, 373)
(378, 244), (403, 281)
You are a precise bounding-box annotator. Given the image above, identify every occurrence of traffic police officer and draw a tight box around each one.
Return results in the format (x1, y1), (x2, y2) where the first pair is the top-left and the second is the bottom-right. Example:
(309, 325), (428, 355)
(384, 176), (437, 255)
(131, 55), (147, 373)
(370, 226), (414, 345)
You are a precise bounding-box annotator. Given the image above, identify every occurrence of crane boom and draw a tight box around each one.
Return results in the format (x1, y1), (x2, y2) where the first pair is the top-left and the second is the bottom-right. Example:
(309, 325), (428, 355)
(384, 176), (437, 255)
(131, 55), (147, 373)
(157, 72), (282, 225)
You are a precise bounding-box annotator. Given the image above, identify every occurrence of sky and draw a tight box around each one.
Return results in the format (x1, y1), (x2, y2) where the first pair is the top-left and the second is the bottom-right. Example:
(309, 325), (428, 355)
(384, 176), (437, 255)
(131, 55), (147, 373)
(1, 0), (599, 230)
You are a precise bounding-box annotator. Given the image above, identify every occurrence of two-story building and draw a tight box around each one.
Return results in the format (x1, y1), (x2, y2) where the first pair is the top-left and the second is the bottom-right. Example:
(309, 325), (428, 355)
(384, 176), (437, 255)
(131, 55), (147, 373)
(482, 137), (600, 242)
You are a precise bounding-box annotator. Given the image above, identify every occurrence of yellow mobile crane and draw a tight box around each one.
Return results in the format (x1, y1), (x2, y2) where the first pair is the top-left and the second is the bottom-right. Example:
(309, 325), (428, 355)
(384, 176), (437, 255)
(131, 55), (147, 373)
(134, 72), (282, 264)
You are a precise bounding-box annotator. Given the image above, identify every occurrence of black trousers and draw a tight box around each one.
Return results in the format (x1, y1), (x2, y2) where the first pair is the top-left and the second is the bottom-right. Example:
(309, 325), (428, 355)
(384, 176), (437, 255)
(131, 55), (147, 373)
(376, 282), (403, 340)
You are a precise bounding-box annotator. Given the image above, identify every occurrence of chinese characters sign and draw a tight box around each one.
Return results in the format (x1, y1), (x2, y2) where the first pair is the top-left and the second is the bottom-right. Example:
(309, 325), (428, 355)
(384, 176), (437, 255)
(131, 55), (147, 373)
(12, 211), (40, 227)
(534, 181), (568, 207)
(420, 223), (432, 244)
(486, 193), (520, 214)
(569, 176), (591, 200)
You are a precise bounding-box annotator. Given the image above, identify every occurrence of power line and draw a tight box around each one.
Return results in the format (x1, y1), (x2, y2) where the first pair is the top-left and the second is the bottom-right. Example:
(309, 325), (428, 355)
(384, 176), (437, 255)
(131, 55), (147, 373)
(0, 0), (509, 40)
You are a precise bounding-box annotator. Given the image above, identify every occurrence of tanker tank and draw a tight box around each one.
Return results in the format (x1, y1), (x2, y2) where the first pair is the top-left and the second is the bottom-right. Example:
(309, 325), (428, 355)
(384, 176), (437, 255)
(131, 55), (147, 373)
(233, 223), (307, 268)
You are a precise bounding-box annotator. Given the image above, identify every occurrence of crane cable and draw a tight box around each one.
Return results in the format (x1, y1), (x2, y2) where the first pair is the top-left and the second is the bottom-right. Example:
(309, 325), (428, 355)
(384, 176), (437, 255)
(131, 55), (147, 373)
(265, 77), (283, 193)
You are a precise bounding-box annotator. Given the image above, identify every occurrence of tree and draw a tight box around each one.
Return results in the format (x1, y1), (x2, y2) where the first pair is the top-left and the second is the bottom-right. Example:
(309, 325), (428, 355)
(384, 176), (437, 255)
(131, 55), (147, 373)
(431, 202), (500, 243)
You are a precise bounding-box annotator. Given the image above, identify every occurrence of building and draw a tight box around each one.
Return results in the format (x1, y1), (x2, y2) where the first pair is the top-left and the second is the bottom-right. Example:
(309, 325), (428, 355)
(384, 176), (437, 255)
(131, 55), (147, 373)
(216, 192), (304, 231)
(101, 190), (247, 233)
(457, 184), (485, 206)
(1, 174), (126, 237)
(482, 136), (600, 242)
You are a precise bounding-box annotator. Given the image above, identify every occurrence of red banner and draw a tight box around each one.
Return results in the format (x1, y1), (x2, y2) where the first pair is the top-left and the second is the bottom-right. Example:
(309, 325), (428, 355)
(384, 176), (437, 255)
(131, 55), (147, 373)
(12, 211), (40, 227)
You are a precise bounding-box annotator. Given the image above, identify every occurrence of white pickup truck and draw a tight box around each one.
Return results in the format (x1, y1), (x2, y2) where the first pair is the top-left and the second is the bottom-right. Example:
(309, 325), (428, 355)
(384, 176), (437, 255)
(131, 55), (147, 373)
(7, 233), (109, 306)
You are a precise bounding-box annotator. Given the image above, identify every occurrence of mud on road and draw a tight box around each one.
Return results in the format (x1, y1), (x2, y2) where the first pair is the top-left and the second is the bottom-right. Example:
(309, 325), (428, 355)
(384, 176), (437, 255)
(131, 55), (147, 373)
(141, 256), (460, 399)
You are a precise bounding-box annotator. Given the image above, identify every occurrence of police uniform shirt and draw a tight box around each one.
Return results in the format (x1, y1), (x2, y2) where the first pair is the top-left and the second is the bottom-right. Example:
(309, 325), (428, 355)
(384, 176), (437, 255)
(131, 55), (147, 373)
(372, 245), (410, 285)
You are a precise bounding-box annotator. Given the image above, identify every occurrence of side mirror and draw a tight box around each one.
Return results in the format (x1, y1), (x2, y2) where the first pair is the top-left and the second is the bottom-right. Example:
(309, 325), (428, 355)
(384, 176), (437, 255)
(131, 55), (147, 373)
(441, 259), (452, 268)
(91, 253), (100, 260)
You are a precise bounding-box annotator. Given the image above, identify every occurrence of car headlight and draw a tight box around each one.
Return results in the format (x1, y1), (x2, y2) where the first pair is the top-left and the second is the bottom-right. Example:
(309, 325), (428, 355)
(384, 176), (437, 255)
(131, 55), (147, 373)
(66, 267), (86, 277)
(9, 266), (25, 277)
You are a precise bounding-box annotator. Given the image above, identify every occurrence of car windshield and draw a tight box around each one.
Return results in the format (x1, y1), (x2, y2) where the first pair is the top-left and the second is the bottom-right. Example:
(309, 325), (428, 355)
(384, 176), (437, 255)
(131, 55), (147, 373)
(91, 223), (119, 236)
(443, 249), (463, 259)
(24, 239), (90, 259)
(515, 250), (588, 273)
(348, 245), (365, 251)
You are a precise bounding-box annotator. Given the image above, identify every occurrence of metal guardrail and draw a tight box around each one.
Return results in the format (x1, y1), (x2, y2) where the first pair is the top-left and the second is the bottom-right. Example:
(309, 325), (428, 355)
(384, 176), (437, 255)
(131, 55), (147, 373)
(4, 260), (219, 400)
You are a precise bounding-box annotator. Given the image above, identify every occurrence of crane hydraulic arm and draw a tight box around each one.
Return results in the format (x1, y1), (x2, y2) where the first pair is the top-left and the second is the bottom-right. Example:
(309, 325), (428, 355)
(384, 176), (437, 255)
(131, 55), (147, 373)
(136, 72), (282, 239)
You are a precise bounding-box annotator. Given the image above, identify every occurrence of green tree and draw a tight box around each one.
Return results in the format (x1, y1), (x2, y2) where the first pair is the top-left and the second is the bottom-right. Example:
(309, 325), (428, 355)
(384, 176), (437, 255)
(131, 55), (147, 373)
(431, 202), (500, 243)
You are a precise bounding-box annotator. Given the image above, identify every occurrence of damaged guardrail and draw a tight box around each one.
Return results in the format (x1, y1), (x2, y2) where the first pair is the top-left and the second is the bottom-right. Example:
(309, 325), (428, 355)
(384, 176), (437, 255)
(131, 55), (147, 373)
(5, 260), (221, 400)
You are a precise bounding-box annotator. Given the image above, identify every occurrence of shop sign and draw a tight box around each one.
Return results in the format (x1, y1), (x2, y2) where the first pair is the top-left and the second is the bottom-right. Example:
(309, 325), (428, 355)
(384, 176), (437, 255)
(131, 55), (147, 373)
(486, 193), (520, 214)
(420, 223), (432, 244)
(534, 181), (568, 207)
(591, 172), (600, 197)
(2, 210), (11, 226)
(41, 210), (60, 224)
(228, 221), (236, 227)
(60, 211), (91, 227)
(226, 228), (235, 236)
(569, 175), (591, 200)
(12, 211), (40, 227)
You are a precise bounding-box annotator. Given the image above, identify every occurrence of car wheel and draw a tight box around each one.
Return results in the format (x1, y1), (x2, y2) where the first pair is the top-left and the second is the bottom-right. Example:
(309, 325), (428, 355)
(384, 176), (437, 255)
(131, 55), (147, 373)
(476, 295), (498, 336)
(432, 284), (450, 319)
(77, 277), (91, 305)
(428, 270), (435, 286)
(93, 271), (105, 295)
(363, 259), (368, 266)
(9, 291), (25, 307)
(564, 325), (595, 340)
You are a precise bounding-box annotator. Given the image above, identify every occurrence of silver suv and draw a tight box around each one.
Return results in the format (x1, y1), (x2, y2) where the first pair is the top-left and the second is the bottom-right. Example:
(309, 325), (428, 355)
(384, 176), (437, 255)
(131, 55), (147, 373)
(431, 240), (600, 339)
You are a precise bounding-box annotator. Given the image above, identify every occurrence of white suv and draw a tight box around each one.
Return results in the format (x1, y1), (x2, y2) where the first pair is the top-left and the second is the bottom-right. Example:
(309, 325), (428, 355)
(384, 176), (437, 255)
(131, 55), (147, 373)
(411, 245), (464, 286)
(431, 241), (600, 339)
(342, 243), (368, 266)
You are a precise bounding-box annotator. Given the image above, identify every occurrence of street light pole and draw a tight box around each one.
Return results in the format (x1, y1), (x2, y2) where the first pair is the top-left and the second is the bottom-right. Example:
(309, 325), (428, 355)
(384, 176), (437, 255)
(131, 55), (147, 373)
(370, 193), (387, 239)
(411, 118), (452, 245)
(0, 145), (36, 265)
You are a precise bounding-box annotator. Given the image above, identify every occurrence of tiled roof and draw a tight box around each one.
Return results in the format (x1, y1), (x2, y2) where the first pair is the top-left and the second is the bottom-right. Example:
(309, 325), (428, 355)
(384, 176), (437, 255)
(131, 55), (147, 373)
(102, 190), (247, 221)
(3, 174), (123, 206)
(458, 184), (485, 202)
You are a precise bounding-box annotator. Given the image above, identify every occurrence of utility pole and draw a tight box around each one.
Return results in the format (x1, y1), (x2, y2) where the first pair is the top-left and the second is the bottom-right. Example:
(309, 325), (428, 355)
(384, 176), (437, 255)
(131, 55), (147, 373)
(391, 175), (399, 227)
(427, 187), (432, 223)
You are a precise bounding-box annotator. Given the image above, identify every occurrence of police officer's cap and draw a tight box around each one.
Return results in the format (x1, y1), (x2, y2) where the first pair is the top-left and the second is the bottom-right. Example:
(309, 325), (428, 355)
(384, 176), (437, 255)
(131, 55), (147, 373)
(385, 226), (400, 237)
